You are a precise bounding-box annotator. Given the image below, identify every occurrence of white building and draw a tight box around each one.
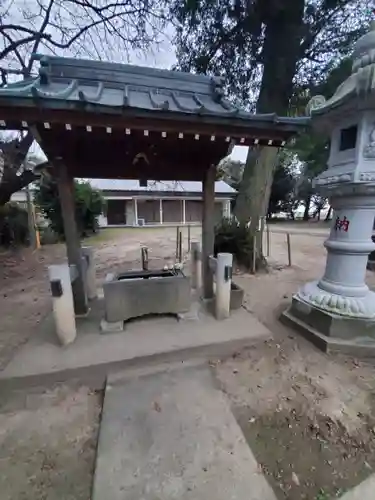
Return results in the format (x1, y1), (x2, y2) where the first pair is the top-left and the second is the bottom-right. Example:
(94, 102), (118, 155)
(11, 179), (236, 227)
(88, 179), (235, 227)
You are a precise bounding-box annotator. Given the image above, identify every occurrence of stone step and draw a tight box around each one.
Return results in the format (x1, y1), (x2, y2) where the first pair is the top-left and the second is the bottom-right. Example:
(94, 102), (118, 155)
(0, 307), (271, 390)
(92, 365), (277, 500)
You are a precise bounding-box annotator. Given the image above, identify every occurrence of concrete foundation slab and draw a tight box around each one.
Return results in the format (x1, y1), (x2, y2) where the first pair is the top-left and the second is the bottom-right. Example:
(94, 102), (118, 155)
(92, 365), (277, 500)
(281, 304), (375, 356)
(289, 296), (375, 340)
(0, 297), (272, 385)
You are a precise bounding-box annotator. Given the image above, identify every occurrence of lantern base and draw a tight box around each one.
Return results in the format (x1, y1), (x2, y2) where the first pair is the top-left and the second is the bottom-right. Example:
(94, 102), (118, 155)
(281, 295), (375, 357)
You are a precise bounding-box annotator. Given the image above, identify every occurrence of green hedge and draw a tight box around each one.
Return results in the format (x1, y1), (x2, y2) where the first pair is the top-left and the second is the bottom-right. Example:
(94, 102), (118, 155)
(0, 202), (29, 246)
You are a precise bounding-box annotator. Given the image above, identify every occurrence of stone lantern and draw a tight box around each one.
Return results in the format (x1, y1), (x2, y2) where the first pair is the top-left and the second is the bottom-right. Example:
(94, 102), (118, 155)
(282, 22), (375, 354)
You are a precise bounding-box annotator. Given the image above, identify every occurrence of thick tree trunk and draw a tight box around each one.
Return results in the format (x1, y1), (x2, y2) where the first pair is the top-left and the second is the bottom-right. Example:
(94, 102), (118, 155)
(234, 0), (305, 269)
(234, 147), (278, 267)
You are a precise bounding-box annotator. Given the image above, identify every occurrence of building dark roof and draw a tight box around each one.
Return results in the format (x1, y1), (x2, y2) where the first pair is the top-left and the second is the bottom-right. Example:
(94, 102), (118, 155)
(0, 55), (309, 131)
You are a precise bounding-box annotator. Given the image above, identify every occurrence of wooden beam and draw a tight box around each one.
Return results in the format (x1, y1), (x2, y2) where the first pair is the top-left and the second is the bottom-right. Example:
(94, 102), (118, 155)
(0, 106), (296, 142)
(202, 165), (216, 300)
(55, 162), (88, 315)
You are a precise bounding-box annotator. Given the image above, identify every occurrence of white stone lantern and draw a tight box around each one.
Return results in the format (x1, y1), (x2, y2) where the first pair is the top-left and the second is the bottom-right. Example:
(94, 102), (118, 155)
(282, 22), (375, 354)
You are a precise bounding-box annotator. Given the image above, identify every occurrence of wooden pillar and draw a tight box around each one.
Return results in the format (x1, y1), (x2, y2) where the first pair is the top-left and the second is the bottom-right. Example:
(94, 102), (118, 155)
(202, 165), (216, 299)
(55, 162), (88, 315)
(159, 198), (163, 224)
(134, 198), (138, 225)
(182, 198), (186, 224)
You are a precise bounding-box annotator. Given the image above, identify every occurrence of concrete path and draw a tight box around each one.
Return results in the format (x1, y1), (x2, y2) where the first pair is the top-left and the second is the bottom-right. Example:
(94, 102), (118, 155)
(92, 365), (277, 500)
(338, 474), (375, 500)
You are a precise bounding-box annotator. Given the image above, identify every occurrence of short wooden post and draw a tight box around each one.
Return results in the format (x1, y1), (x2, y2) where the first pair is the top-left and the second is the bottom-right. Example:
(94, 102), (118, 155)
(191, 241), (202, 290)
(175, 225), (180, 261)
(82, 246), (97, 300)
(141, 246), (149, 270)
(55, 162), (88, 315)
(266, 224), (270, 257)
(252, 234), (257, 274)
(286, 233), (292, 266)
(202, 166), (216, 299)
(26, 185), (37, 249)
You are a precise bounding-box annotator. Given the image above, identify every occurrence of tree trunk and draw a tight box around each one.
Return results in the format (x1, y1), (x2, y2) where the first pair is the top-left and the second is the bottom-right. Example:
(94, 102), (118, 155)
(325, 206), (332, 221)
(234, 0), (305, 268)
(234, 146), (278, 267)
(303, 196), (311, 221)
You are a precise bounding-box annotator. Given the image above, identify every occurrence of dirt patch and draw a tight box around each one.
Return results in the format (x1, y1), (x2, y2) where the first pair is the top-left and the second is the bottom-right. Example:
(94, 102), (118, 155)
(216, 336), (375, 499)
(0, 384), (101, 500)
(237, 405), (375, 500)
(215, 251), (375, 500)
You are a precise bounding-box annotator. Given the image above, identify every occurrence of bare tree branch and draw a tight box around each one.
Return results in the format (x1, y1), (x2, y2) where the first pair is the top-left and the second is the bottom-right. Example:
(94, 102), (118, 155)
(0, 0), (169, 205)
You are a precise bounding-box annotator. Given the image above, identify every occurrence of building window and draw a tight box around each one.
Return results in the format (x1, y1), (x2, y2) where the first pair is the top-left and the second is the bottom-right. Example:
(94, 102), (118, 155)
(339, 125), (357, 151)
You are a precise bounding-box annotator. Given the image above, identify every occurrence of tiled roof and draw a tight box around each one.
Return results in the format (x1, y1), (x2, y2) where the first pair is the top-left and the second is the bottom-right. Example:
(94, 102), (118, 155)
(0, 55), (308, 130)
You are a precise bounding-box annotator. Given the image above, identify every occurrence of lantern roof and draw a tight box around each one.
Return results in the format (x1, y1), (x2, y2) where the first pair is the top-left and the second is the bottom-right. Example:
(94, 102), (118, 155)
(308, 22), (375, 120)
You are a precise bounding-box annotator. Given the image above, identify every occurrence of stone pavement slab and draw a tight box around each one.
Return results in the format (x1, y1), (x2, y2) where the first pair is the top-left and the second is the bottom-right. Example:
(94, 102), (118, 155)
(92, 365), (277, 500)
(338, 474), (375, 500)
(0, 300), (271, 385)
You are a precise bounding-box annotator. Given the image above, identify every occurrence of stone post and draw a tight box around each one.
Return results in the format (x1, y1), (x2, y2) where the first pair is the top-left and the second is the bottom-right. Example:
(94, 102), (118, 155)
(48, 264), (76, 345)
(215, 252), (233, 320)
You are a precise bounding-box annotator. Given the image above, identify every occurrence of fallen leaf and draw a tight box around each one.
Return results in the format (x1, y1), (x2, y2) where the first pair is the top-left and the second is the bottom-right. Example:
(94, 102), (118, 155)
(153, 401), (161, 412)
(291, 472), (300, 486)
